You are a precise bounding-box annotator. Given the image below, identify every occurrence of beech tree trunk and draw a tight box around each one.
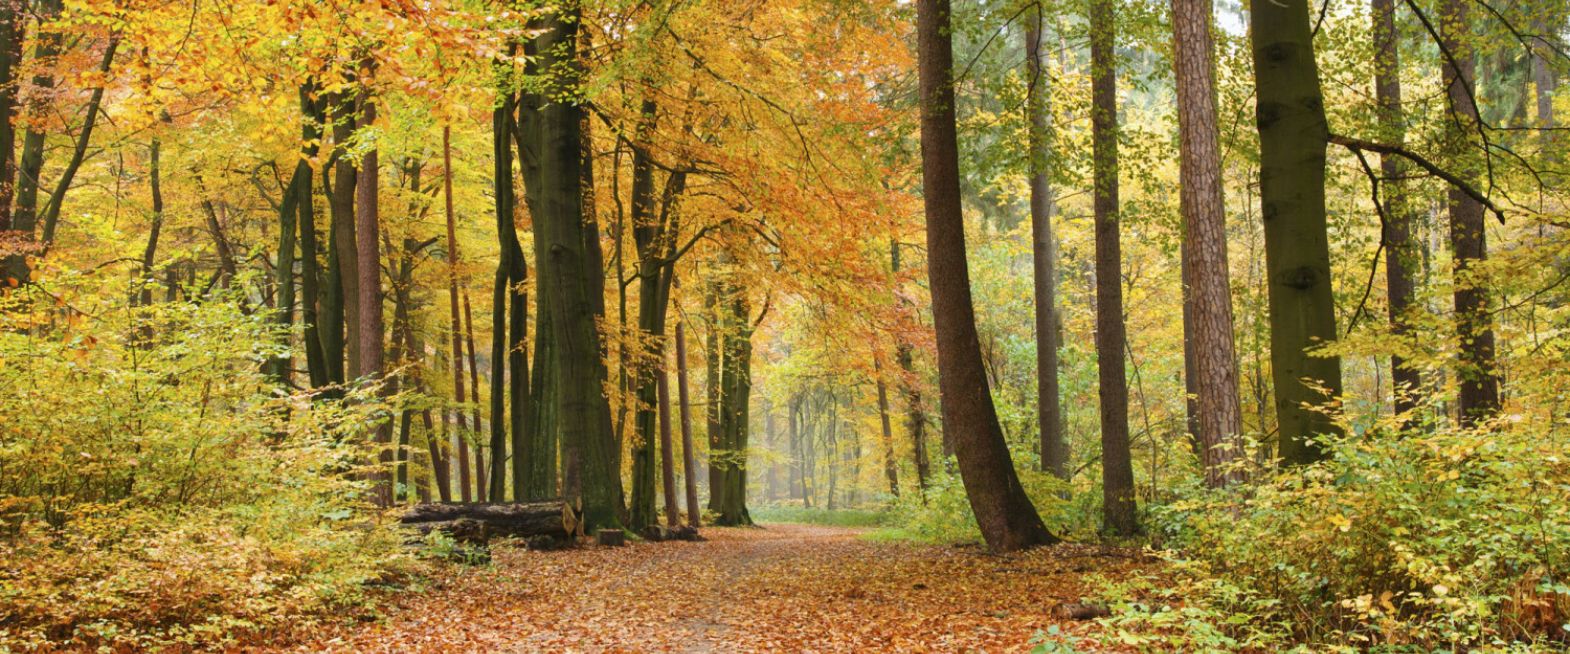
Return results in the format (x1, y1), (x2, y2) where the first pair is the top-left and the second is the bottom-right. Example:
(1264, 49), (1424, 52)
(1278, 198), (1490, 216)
(5, 0), (60, 286)
(1250, 0), (1344, 463)
(673, 286), (702, 528)
(1172, 0), (1244, 486)
(442, 126), (473, 503)
(0, 3), (21, 280)
(326, 89), (360, 387)
(874, 356), (899, 497)
(1090, 0), (1139, 536)
(1025, 11), (1067, 481)
(1371, 0), (1422, 420)
(891, 241), (931, 494)
(916, 0), (1056, 552)
(1439, 0), (1499, 425)
(355, 88), (390, 507)
(536, 4), (624, 529)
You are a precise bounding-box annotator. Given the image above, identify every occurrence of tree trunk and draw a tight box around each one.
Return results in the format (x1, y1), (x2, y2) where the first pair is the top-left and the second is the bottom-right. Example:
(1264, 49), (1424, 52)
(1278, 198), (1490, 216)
(1089, 0), (1139, 536)
(0, 3), (22, 282)
(135, 136), (163, 307)
(325, 89), (360, 387)
(673, 287), (701, 528)
(658, 363), (680, 527)
(354, 88), (390, 507)
(465, 293), (488, 501)
(38, 34), (118, 247)
(297, 87), (329, 390)
(5, 0), (60, 286)
(1371, 0), (1422, 421)
(1025, 11), (1068, 481)
(916, 0), (1056, 552)
(713, 287), (754, 526)
(442, 126), (473, 503)
(536, 5), (623, 530)
(891, 241), (931, 494)
(1172, 0), (1244, 486)
(1439, 0), (1499, 425)
(401, 501), (579, 544)
(1250, 0), (1344, 463)
(628, 99), (663, 532)
(874, 356), (899, 497)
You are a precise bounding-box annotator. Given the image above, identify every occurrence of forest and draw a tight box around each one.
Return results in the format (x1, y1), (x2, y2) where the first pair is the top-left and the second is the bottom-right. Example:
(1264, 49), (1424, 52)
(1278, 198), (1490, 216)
(0, 0), (1566, 650)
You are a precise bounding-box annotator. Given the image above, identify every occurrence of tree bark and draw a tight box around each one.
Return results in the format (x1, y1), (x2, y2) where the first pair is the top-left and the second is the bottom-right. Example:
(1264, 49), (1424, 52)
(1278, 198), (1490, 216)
(1439, 0), (1499, 425)
(297, 87), (329, 390)
(38, 35), (118, 247)
(354, 87), (390, 507)
(673, 282), (701, 528)
(1250, 0), (1344, 463)
(5, 0), (60, 286)
(0, 2), (22, 278)
(1172, 0), (1244, 486)
(1371, 0), (1422, 421)
(442, 126), (473, 503)
(536, 4), (624, 529)
(916, 0), (1056, 552)
(874, 356), (899, 497)
(1025, 10), (1067, 481)
(1090, 0), (1139, 536)
(891, 241), (931, 494)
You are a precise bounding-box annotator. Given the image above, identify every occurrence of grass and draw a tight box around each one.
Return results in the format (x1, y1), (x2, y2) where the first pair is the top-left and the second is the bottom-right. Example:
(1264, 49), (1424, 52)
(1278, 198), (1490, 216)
(749, 505), (891, 528)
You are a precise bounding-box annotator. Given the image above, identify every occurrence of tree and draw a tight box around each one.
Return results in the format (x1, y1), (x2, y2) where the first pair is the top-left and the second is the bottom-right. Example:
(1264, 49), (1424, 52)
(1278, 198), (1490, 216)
(1025, 4), (1067, 481)
(916, 0), (1056, 552)
(535, 2), (624, 528)
(1171, 0), (1243, 485)
(355, 82), (390, 507)
(1371, 0), (1422, 420)
(1439, 0), (1499, 425)
(1249, 0), (1343, 464)
(1089, 0), (1138, 535)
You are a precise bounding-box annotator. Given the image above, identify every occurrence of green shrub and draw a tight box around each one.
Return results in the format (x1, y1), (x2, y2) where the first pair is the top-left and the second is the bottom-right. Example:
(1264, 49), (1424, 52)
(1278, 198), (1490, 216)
(0, 279), (409, 650)
(1091, 418), (1570, 651)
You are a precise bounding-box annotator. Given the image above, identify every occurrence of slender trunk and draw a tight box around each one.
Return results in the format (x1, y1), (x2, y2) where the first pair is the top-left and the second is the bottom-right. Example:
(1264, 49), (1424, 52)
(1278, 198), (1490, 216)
(874, 356), (899, 497)
(355, 88), (390, 507)
(39, 35), (118, 246)
(298, 87), (329, 389)
(136, 137), (163, 307)
(1173, 0), (1244, 486)
(705, 277), (723, 511)
(674, 288), (701, 528)
(0, 4), (23, 277)
(1025, 12), (1067, 480)
(465, 292), (487, 501)
(628, 99), (662, 532)
(658, 363), (679, 527)
(1372, 0), (1422, 421)
(891, 241), (931, 493)
(330, 89), (361, 382)
(916, 0), (1056, 551)
(423, 409), (451, 502)
(1090, 0), (1139, 535)
(1250, 0), (1344, 463)
(1439, 0), (1499, 424)
(442, 126), (473, 503)
(489, 94), (515, 501)
(5, 0), (61, 286)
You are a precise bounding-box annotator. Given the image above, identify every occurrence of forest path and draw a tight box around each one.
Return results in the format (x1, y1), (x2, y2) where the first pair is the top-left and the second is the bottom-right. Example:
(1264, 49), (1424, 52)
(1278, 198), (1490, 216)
(291, 523), (1131, 652)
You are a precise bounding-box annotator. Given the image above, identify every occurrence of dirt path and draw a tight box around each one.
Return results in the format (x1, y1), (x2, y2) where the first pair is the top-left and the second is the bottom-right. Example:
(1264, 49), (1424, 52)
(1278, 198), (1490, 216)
(289, 524), (1134, 652)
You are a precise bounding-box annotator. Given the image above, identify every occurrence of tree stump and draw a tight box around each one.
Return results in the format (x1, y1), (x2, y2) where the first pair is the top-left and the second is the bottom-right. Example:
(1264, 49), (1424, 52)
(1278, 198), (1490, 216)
(595, 528), (626, 547)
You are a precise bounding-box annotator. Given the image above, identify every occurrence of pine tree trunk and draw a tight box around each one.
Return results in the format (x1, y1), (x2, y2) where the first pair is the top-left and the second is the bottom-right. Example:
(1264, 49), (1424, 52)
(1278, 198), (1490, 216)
(1172, 0), (1244, 486)
(1250, 0), (1344, 463)
(1439, 0), (1499, 424)
(916, 0), (1056, 552)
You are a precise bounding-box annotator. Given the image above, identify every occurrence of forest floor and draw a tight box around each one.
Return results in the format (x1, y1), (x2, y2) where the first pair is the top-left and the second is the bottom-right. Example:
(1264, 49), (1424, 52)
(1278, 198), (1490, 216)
(282, 523), (1153, 653)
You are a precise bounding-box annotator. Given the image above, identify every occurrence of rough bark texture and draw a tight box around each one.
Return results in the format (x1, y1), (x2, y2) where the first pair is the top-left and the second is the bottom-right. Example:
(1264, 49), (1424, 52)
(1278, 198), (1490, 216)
(1025, 12), (1068, 481)
(1439, 0), (1499, 425)
(1250, 0), (1344, 464)
(916, 0), (1056, 552)
(1090, 0), (1139, 536)
(0, 1), (22, 274)
(1172, 0), (1244, 486)
(1372, 0), (1422, 420)
(628, 98), (667, 532)
(712, 285), (754, 526)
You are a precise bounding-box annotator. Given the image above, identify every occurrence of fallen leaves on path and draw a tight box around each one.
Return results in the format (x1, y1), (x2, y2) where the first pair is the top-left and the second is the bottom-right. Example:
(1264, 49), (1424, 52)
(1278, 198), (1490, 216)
(281, 523), (1153, 653)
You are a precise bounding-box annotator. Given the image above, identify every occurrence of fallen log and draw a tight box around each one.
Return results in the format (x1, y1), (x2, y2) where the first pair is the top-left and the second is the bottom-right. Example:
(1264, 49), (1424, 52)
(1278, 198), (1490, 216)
(401, 501), (581, 545)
